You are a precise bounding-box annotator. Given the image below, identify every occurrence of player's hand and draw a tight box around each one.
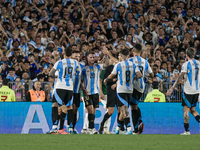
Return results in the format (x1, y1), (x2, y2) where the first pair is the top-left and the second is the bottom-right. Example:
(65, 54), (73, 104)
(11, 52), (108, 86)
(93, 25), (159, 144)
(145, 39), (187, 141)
(100, 93), (105, 100)
(104, 79), (107, 84)
(83, 89), (88, 96)
(111, 84), (117, 90)
(166, 89), (173, 96)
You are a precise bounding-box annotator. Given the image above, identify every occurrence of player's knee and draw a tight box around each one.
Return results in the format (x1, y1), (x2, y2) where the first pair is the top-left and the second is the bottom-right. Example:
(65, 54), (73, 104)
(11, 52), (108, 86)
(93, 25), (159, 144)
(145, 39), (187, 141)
(108, 108), (115, 115)
(87, 105), (93, 114)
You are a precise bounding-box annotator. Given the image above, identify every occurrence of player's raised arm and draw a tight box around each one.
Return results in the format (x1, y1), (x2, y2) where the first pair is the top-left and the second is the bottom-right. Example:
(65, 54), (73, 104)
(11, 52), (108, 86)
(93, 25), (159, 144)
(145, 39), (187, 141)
(49, 68), (56, 77)
(102, 46), (119, 63)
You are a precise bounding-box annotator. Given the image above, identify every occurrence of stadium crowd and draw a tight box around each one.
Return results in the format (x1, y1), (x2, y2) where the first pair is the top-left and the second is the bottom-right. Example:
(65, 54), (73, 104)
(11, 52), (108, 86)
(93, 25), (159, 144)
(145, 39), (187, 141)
(0, 0), (199, 102)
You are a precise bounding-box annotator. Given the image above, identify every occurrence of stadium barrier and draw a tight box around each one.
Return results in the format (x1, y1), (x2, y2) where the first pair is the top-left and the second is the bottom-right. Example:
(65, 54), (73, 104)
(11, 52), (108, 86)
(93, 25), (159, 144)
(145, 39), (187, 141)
(2, 81), (184, 102)
(0, 102), (200, 134)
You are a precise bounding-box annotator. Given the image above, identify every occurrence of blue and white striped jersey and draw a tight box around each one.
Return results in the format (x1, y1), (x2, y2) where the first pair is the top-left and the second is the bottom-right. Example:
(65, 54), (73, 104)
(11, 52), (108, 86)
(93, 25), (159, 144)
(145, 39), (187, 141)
(181, 59), (200, 94)
(82, 64), (102, 95)
(19, 43), (29, 54)
(111, 60), (139, 93)
(73, 63), (84, 93)
(129, 56), (152, 93)
(53, 58), (80, 91)
(35, 45), (45, 56)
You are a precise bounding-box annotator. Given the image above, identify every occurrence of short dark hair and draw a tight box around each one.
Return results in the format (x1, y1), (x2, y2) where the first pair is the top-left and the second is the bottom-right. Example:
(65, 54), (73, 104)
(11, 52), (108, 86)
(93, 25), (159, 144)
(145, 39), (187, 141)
(186, 47), (195, 58)
(3, 78), (9, 85)
(134, 44), (142, 53)
(55, 18), (61, 25)
(65, 47), (72, 56)
(72, 50), (80, 54)
(152, 81), (159, 89)
(161, 61), (167, 66)
(86, 51), (95, 57)
(120, 49), (129, 56)
(162, 52), (168, 57)
(37, 74), (44, 80)
(81, 42), (88, 46)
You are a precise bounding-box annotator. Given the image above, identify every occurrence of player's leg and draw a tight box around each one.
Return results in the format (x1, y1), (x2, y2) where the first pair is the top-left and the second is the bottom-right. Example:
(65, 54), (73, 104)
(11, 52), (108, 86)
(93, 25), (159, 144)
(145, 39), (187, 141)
(72, 93), (81, 134)
(181, 93), (191, 135)
(84, 95), (96, 134)
(99, 107), (115, 134)
(90, 94), (99, 134)
(190, 107), (200, 122)
(130, 90), (143, 134)
(99, 92), (115, 134)
(190, 94), (200, 123)
(46, 101), (59, 134)
(57, 90), (73, 134)
(82, 108), (89, 134)
(58, 104), (68, 134)
(181, 106), (190, 135)
(65, 91), (74, 134)
(116, 93), (131, 135)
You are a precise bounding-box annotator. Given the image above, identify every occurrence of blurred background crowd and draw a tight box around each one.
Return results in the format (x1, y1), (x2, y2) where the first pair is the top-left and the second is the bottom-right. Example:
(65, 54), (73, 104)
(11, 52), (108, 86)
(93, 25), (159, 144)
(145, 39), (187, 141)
(0, 0), (199, 101)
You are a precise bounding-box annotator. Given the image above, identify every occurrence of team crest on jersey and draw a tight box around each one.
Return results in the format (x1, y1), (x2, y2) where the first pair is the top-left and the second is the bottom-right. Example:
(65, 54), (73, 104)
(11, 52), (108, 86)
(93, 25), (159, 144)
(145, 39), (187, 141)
(91, 69), (93, 72)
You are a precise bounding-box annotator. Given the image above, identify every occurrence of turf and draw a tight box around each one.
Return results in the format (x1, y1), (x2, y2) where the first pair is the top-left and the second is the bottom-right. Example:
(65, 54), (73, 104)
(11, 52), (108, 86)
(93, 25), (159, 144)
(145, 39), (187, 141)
(1, 134), (199, 150)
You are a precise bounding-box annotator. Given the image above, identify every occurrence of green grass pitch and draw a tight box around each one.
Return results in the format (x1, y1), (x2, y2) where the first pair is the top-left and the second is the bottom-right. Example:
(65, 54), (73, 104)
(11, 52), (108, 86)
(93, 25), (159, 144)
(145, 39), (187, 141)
(1, 134), (199, 150)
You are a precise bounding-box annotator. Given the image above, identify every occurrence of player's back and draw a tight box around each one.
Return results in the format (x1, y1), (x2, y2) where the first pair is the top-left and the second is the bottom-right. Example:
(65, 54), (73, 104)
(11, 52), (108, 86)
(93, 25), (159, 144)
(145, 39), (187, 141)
(182, 59), (200, 94)
(112, 60), (138, 93)
(53, 58), (79, 91)
(129, 56), (152, 93)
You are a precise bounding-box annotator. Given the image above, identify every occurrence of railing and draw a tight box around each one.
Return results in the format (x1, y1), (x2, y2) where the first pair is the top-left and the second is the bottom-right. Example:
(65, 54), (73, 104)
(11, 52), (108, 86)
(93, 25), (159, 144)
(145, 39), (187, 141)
(0, 81), (184, 102)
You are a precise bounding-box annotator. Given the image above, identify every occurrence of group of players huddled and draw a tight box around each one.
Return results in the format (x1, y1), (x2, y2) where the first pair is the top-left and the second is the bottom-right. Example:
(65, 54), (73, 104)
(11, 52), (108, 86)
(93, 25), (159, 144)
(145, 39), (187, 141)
(46, 44), (200, 135)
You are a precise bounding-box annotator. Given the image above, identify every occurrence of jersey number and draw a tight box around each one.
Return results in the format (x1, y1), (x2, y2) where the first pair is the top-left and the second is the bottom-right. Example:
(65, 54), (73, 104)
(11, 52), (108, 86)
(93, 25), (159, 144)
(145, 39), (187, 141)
(154, 97), (160, 102)
(138, 66), (144, 75)
(126, 70), (130, 82)
(1, 96), (7, 102)
(195, 67), (199, 80)
(64, 67), (73, 78)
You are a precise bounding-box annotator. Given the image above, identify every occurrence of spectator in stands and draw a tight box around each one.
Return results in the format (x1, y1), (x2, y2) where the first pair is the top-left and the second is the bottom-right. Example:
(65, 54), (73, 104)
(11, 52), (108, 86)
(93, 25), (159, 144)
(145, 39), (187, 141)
(6, 67), (17, 82)
(12, 77), (25, 101)
(26, 81), (46, 102)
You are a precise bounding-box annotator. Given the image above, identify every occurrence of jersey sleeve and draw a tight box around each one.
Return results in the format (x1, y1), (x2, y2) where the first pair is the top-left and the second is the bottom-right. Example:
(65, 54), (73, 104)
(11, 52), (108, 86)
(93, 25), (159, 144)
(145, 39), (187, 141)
(181, 62), (187, 73)
(53, 61), (59, 70)
(111, 63), (118, 75)
(146, 61), (153, 74)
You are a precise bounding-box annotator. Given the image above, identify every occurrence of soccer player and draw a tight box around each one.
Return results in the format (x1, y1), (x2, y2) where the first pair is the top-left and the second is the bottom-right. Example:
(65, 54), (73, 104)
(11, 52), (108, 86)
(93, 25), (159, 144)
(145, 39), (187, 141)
(99, 58), (118, 134)
(71, 51), (84, 134)
(129, 44), (153, 134)
(81, 51), (102, 134)
(48, 47), (80, 134)
(167, 47), (200, 135)
(105, 49), (142, 135)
